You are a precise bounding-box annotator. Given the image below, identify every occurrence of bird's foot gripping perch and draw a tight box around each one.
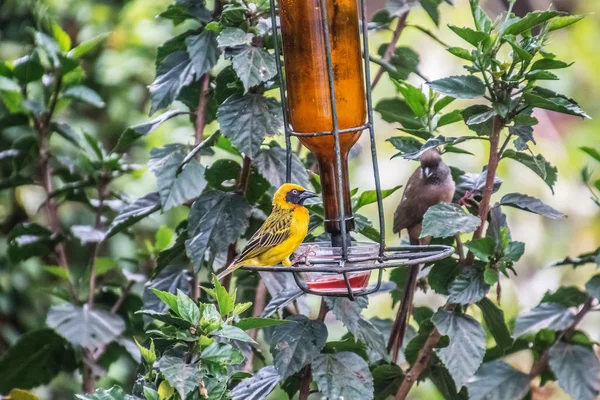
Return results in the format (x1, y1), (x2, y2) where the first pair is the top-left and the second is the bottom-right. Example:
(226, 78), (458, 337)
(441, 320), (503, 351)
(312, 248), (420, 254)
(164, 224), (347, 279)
(291, 244), (319, 266)
(457, 190), (473, 207)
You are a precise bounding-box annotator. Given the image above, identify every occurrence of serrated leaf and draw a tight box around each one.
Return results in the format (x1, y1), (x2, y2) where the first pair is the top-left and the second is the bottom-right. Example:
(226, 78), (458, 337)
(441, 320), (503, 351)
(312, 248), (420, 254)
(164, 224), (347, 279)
(461, 105), (494, 136)
(513, 302), (577, 337)
(236, 317), (290, 331)
(158, 354), (202, 399)
(210, 274), (235, 316)
(63, 85), (105, 108)
(75, 387), (136, 400)
(502, 150), (558, 193)
(46, 304), (125, 349)
(448, 268), (490, 305)
(254, 145), (309, 188)
(201, 342), (244, 365)
(432, 310), (486, 389)
(549, 247), (600, 268)
(325, 297), (389, 361)
(134, 337), (156, 365)
(217, 94), (282, 157)
(104, 192), (160, 238)
(502, 11), (562, 36)
(427, 75), (486, 99)
(229, 46), (276, 92)
(465, 237), (495, 262)
(185, 190), (251, 270)
(230, 366), (281, 400)
(142, 265), (192, 323)
(149, 50), (195, 115)
(375, 98), (422, 130)
(448, 25), (490, 46)
(454, 169), (503, 200)
(270, 315), (327, 379)
(466, 360), (531, 400)
(523, 91), (589, 119)
(176, 289), (200, 325)
(585, 275), (600, 301)
(500, 193), (565, 219)
(421, 202), (481, 238)
(0, 329), (77, 392)
(261, 288), (305, 318)
(477, 298), (513, 353)
(210, 324), (256, 343)
(549, 342), (600, 400)
(548, 14), (585, 31)
(218, 27), (254, 47)
(312, 352), (374, 400)
(149, 144), (207, 211)
(113, 110), (184, 153)
(372, 364), (403, 400)
(185, 30), (219, 77)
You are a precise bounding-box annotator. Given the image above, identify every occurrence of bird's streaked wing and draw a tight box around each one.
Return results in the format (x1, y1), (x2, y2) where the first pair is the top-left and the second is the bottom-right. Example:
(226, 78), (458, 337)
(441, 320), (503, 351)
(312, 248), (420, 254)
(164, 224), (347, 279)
(235, 207), (293, 263)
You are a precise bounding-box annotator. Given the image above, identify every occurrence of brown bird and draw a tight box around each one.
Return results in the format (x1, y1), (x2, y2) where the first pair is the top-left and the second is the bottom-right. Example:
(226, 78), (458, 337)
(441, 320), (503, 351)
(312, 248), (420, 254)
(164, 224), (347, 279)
(388, 148), (455, 361)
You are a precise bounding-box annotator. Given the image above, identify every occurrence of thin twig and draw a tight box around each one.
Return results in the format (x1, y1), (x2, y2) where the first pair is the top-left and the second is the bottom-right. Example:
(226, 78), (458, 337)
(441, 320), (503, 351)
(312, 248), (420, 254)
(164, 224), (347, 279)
(454, 233), (465, 265)
(372, 12), (409, 89)
(111, 280), (135, 314)
(87, 180), (108, 308)
(497, 132), (513, 158)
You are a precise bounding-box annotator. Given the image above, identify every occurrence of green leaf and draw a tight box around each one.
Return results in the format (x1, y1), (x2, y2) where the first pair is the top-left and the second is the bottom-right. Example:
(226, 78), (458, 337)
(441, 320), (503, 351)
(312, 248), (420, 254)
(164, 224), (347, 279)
(270, 315), (328, 379)
(434, 96), (455, 113)
(158, 354), (202, 400)
(185, 30), (219, 77)
(466, 360), (531, 400)
(509, 124), (535, 150)
(104, 192), (160, 238)
(448, 25), (490, 46)
(186, 190), (251, 270)
(465, 237), (496, 262)
(218, 27), (254, 46)
(261, 288), (304, 318)
(201, 342), (244, 365)
(514, 302), (577, 337)
(447, 46), (473, 62)
(68, 33), (109, 58)
(7, 223), (56, 263)
(372, 364), (403, 400)
(530, 59), (571, 71)
(421, 202), (481, 238)
(354, 185), (402, 210)
(325, 297), (389, 361)
(63, 85), (105, 108)
(503, 11), (562, 36)
(134, 337), (156, 365)
(419, 0), (442, 26)
(548, 14), (585, 31)
(152, 288), (180, 314)
(387, 136), (422, 158)
(585, 275), (600, 301)
(542, 286), (588, 308)
(34, 31), (61, 68)
(211, 274), (235, 316)
(477, 298), (513, 353)
(500, 193), (565, 219)
(461, 105), (494, 136)
(436, 109), (463, 128)
(230, 366), (281, 400)
(549, 343), (600, 400)
(210, 324), (256, 343)
(148, 144), (207, 211)
(549, 247), (600, 269)
(149, 50), (194, 115)
(427, 75), (486, 99)
(254, 145), (309, 189)
(312, 352), (374, 399)
(229, 46), (277, 92)
(51, 122), (81, 148)
(46, 304), (125, 349)
(51, 22), (71, 52)
(428, 258), (460, 296)
(502, 150), (558, 193)
(392, 80), (427, 117)
(448, 268), (490, 305)
(236, 317), (290, 331)
(217, 94), (282, 157)
(0, 329), (77, 392)
(581, 146), (600, 163)
(432, 310), (486, 389)
(12, 53), (44, 83)
(375, 98), (422, 130)
(176, 289), (200, 325)
(506, 38), (533, 62)
(523, 91), (589, 119)
(113, 110), (184, 153)
(142, 387), (159, 400)
(75, 387), (137, 400)
(376, 45), (420, 81)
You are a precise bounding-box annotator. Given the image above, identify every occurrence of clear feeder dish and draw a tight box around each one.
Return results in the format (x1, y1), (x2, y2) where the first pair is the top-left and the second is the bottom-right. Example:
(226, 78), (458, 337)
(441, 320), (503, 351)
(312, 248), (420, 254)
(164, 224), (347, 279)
(297, 242), (377, 294)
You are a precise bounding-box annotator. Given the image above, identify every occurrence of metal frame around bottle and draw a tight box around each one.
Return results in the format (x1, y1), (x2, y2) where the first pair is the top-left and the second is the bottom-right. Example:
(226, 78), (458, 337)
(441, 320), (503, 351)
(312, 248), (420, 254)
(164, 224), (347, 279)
(241, 0), (454, 300)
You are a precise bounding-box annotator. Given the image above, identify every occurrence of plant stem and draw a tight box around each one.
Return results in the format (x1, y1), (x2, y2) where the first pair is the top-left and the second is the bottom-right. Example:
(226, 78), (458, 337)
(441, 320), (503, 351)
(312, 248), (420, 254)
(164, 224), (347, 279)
(299, 299), (328, 400)
(528, 297), (594, 378)
(111, 280), (135, 314)
(395, 116), (504, 399)
(191, 74), (211, 301)
(372, 12), (409, 89)
(497, 132), (513, 158)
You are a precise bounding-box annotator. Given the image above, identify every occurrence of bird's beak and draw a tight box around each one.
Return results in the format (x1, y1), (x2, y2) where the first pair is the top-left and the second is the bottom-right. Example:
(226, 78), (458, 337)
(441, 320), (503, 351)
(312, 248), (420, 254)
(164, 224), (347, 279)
(299, 190), (319, 201)
(423, 167), (432, 178)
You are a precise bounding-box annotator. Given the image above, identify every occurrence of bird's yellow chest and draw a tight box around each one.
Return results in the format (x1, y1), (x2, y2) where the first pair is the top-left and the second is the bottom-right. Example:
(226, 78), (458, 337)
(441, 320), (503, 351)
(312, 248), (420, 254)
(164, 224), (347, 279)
(258, 207), (310, 265)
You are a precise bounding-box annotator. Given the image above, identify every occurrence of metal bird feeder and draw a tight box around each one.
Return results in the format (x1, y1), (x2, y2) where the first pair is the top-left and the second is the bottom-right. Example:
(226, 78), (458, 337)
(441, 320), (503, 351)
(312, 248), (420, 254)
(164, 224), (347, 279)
(241, 0), (454, 299)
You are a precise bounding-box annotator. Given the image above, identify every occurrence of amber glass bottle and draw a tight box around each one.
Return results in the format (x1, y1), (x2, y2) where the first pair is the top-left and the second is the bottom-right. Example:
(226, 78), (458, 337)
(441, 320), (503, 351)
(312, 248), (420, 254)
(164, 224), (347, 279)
(279, 0), (366, 245)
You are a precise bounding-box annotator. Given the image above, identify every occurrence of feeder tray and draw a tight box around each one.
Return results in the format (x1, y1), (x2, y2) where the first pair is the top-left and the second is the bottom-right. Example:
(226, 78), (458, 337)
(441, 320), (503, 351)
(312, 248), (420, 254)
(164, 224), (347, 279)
(239, 0), (455, 299)
(242, 243), (454, 300)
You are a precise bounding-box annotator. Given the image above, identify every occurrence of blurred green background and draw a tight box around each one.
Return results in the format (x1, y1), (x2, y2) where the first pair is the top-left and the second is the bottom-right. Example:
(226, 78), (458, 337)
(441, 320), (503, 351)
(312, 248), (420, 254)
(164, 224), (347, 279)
(1, 0), (599, 398)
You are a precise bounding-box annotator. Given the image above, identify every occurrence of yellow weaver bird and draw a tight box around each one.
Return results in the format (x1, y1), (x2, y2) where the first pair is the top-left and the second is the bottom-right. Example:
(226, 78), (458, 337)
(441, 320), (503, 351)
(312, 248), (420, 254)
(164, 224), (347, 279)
(217, 183), (318, 280)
